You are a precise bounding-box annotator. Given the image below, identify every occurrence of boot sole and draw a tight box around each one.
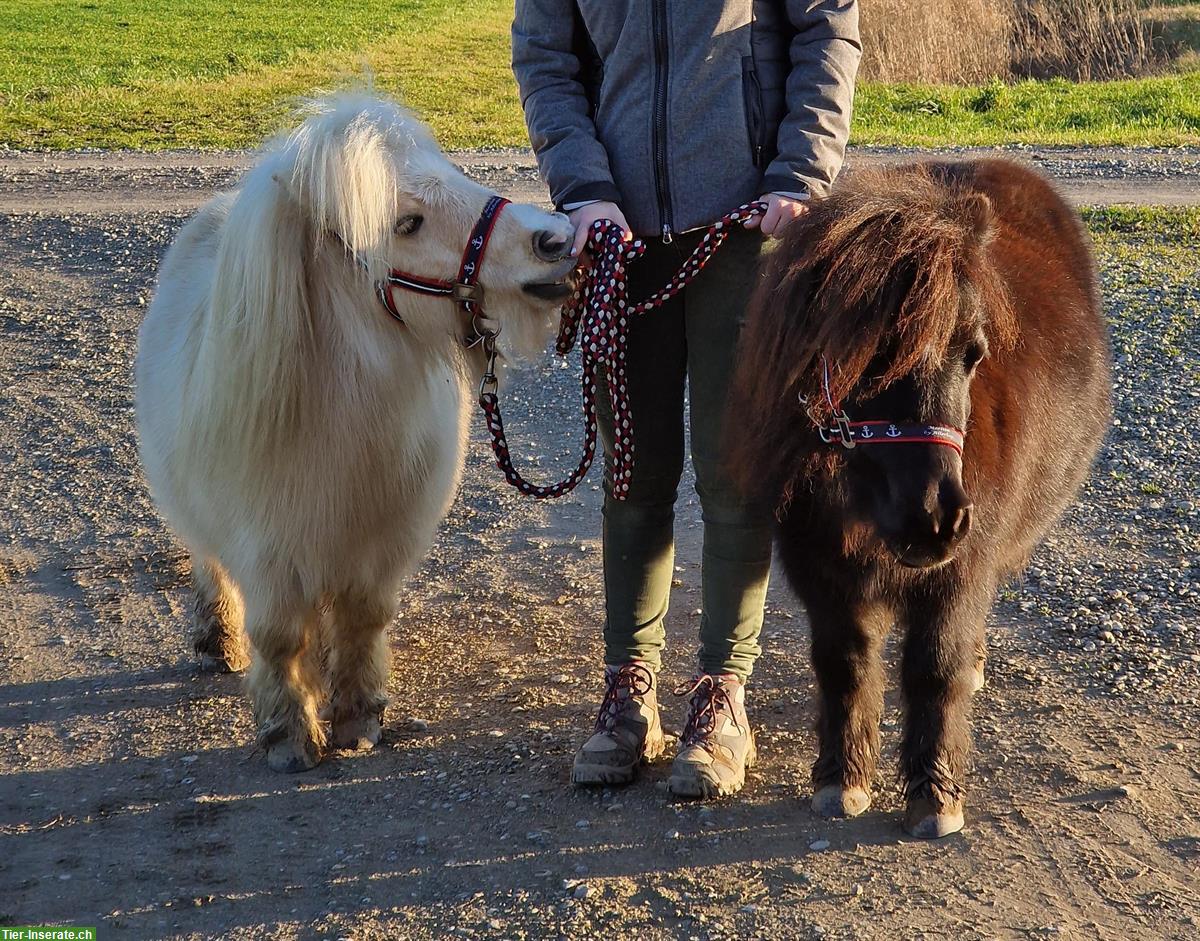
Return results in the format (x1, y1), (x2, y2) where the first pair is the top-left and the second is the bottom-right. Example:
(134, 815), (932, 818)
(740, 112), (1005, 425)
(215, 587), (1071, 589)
(667, 737), (756, 799)
(571, 732), (666, 787)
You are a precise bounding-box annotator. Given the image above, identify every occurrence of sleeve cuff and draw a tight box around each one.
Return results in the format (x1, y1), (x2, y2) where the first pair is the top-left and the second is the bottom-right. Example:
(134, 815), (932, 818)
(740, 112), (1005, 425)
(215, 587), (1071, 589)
(555, 180), (622, 212)
(761, 173), (812, 199)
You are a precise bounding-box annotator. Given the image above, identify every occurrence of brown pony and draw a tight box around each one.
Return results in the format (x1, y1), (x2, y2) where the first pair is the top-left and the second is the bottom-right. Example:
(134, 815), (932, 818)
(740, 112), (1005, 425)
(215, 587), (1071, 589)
(727, 159), (1111, 837)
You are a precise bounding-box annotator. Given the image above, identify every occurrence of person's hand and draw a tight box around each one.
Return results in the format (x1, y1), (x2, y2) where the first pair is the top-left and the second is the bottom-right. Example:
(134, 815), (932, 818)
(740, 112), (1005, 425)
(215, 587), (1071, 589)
(567, 201), (632, 260)
(743, 193), (809, 237)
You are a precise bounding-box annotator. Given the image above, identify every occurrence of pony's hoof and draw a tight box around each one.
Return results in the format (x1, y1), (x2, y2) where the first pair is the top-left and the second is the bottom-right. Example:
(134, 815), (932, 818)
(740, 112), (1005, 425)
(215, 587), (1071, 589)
(266, 738), (320, 773)
(195, 650), (249, 674)
(904, 797), (964, 839)
(191, 624), (250, 673)
(811, 784), (872, 818)
(332, 713), (383, 751)
(970, 656), (986, 694)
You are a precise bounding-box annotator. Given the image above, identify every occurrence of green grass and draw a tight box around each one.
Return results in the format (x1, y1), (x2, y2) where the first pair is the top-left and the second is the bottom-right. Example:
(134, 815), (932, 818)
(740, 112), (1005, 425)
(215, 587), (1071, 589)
(0, 0), (523, 149)
(854, 76), (1200, 146)
(1081, 205), (1200, 239)
(1, 0), (1199, 149)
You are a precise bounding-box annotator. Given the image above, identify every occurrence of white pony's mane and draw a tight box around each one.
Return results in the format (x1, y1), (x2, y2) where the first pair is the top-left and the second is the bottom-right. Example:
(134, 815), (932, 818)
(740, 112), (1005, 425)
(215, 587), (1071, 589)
(191, 94), (470, 451)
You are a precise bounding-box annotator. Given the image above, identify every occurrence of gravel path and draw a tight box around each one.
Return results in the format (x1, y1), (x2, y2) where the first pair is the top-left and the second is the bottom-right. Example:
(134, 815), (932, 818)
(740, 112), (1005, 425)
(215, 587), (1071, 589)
(1, 146), (1199, 214)
(0, 160), (1197, 940)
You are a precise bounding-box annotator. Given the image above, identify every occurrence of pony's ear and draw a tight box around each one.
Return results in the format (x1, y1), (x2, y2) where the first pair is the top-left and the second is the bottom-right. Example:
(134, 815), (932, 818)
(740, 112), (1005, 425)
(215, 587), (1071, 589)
(957, 192), (995, 247)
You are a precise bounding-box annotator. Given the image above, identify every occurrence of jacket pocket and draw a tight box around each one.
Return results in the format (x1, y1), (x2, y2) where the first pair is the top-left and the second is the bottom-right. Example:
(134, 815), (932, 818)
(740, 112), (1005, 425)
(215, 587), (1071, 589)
(741, 56), (765, 168)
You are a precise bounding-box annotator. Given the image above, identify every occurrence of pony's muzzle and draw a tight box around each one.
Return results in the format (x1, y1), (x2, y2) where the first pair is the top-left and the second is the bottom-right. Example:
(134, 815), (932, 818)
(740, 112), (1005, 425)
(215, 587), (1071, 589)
(889, 474), (973, 567)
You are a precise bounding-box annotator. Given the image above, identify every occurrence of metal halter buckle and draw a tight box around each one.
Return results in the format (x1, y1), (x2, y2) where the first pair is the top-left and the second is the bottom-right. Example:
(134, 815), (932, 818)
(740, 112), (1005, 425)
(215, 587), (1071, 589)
(819, 409), (856, 449)
(799, 393), (856, 450)
(452, 282), (484, 304)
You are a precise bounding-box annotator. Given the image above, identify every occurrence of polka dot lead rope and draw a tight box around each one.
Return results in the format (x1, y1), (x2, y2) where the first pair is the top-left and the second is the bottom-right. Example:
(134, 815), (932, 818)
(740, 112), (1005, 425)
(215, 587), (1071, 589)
(478, 201), (768, 501)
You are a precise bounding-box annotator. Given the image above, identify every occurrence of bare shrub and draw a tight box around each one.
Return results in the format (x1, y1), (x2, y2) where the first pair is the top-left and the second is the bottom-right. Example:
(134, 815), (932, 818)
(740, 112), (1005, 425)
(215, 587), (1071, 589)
(859, 0), (1170, 83)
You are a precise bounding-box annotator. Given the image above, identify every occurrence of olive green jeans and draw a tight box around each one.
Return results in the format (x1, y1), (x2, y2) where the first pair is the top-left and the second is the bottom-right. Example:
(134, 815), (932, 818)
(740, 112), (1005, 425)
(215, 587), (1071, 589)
(595, 226), (772, 682)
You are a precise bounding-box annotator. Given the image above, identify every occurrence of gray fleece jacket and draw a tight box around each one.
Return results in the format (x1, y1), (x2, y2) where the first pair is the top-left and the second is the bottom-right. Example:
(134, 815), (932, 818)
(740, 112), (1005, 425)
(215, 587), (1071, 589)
(512, 0), (861, 238)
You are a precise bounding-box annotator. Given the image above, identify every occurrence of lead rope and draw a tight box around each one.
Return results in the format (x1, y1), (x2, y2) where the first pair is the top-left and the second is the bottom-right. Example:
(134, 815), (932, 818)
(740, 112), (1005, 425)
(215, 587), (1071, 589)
(478, 201), (767, 500)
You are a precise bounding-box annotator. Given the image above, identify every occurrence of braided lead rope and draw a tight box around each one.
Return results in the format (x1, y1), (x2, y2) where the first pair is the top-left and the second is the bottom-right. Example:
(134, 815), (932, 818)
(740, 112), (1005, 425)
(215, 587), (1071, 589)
(479, 201), (768, 501)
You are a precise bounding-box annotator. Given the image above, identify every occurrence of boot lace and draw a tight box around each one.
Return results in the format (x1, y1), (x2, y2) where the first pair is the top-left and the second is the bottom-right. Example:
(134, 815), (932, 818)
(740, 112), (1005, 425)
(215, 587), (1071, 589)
(593, 662), (655, 733)
(674, 674), (742, 747)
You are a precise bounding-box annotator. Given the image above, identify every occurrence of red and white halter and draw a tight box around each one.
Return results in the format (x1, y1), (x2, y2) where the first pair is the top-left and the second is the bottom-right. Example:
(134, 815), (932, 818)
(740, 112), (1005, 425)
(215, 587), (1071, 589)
(374, 193), (509, 345)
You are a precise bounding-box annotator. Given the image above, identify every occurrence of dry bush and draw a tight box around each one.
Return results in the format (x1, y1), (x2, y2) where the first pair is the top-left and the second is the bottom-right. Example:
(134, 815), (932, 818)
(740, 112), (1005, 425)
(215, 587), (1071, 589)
(860, 0), (1011, 83)
(859, 0), (1170, 83)
(1010, 0), (1163, 80)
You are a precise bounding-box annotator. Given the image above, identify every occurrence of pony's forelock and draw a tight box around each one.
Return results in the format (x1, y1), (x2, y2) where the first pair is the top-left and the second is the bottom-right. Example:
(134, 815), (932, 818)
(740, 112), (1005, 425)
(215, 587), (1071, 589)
(764, 165), (1015, 415)
(282, 94), (468, 268)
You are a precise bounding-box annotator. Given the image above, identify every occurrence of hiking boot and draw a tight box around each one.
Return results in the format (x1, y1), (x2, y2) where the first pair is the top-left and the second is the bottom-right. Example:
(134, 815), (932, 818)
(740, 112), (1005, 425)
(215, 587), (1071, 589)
(571, 661), (665, 786)
(668, 673), (756, 799)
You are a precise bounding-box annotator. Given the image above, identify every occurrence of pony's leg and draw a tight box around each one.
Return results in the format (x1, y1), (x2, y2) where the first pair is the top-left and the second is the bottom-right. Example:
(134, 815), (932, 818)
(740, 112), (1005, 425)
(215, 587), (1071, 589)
(324, 590), (394, 751)
(808, 597), (889, 819)
(245, 587), (326, 773)
(899, 580), (991, 838)
(190, 556), (249, 672)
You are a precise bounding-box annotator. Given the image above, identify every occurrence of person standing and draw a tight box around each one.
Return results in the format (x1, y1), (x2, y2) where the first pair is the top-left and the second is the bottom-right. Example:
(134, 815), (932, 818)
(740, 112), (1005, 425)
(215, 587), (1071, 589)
(512, 0), (860, 798)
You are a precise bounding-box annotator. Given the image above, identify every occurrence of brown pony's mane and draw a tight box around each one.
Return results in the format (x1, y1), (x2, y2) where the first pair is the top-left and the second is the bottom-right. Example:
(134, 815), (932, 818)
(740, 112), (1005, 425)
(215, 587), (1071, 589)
(728, 163), (1017, 496)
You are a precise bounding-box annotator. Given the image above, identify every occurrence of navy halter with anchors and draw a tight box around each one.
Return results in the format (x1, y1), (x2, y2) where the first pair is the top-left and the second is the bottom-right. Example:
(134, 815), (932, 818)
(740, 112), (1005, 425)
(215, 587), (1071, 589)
(802, 357), (966, 456)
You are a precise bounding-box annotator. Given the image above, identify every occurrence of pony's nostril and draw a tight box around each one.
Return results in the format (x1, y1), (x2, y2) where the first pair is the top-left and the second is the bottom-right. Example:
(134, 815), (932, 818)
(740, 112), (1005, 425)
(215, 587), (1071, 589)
(950, 503), (973, 540)
(534, 229), (571, 262)
(931, 478), (972, 543)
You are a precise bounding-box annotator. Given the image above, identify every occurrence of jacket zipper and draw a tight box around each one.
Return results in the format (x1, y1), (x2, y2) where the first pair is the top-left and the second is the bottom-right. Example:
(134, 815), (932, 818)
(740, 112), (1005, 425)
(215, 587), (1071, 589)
(651, 0), (673, 243)
(743, 57), (765, 168)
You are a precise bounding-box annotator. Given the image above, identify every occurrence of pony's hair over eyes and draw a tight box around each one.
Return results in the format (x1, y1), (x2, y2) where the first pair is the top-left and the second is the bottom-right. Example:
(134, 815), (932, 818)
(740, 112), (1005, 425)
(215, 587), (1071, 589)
(727, 163), (1018, 499)
(744, 163), (1017, 415)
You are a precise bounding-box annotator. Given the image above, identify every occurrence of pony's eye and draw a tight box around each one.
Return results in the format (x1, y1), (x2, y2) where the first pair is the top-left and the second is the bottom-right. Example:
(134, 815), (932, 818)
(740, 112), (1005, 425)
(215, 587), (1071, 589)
(395, 214), (424, 236)
(964, 341), (988, 370)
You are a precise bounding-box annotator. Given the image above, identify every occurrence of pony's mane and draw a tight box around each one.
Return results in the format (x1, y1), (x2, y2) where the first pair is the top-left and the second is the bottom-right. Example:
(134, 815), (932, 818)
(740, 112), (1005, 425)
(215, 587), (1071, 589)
(751, 163), (1016, 413)
(196, 93), (460, 452)
(727, 163), (1017, 499)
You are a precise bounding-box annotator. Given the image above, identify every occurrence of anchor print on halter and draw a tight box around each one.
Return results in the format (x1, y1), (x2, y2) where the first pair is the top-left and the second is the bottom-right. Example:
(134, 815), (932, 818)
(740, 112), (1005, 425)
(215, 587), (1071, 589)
(799, 357), (966, 455)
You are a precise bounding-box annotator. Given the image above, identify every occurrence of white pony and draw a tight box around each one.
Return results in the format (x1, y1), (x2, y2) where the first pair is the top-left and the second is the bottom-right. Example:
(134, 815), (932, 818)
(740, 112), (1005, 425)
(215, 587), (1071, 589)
(135, 94), (574, 772)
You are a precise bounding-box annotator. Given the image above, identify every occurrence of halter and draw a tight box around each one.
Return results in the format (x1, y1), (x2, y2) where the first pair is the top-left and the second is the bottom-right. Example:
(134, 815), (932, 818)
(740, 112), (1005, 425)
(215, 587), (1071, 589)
(802, 357), (965, 456)
(373, 194), (510, 346)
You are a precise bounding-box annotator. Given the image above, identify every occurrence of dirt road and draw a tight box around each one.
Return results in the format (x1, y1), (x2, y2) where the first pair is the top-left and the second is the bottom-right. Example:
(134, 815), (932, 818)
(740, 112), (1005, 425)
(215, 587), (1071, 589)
(0, 152), (1198, 940)
(1, 146), (1199, 214)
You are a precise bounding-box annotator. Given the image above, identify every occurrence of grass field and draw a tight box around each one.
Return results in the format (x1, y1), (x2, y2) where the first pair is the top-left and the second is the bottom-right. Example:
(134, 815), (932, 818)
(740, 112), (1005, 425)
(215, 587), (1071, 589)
(1, 0), (1199, 149)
